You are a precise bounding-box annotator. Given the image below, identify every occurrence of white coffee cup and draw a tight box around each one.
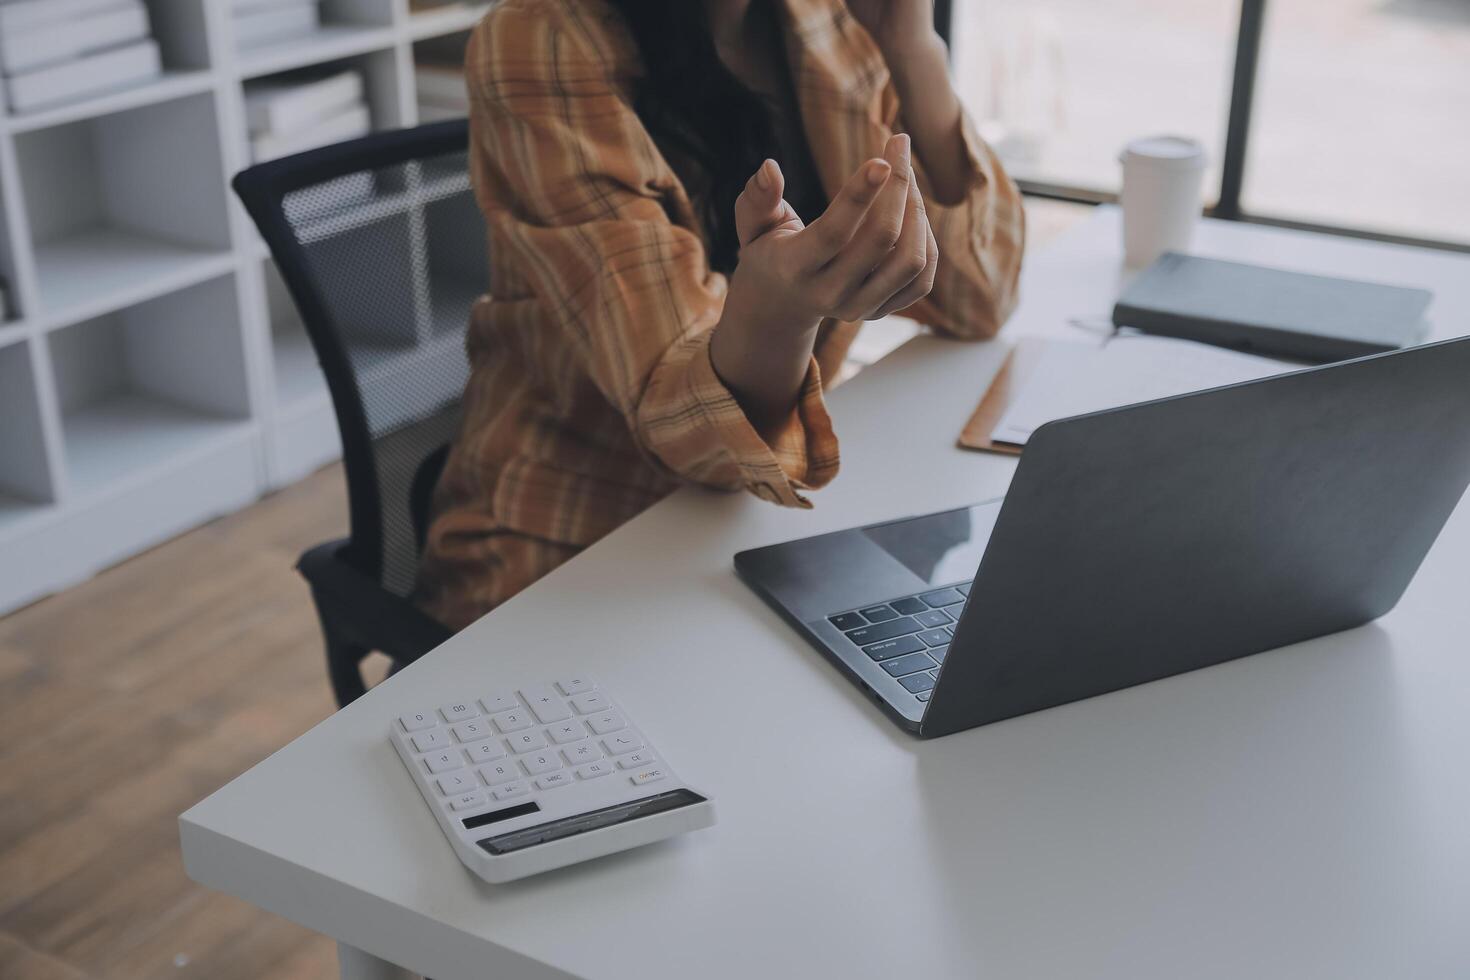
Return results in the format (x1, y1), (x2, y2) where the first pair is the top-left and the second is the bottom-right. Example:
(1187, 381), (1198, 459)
(1119, 135), (1206, 268)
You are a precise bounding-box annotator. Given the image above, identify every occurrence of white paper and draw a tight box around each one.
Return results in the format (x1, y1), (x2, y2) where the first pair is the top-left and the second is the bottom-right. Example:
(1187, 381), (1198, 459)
(990, 334), (1295, 446)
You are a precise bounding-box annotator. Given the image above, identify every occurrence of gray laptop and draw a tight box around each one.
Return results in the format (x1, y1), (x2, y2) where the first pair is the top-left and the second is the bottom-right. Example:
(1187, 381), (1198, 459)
(735, 336), (1470, 738)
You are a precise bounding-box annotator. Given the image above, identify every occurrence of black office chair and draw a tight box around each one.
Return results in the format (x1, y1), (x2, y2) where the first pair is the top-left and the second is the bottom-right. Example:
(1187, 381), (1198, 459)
(233, 121), (484, 706)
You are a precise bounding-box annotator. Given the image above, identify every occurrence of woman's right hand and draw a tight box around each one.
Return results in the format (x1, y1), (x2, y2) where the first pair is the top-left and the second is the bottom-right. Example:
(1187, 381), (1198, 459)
(711, 133), (938, 434)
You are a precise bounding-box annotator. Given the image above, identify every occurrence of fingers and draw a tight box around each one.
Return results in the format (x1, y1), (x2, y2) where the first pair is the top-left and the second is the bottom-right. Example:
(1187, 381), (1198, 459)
(797, 156), (891, 264)
(818, 134), (912, 288)
(871, 218), (938, 320)
(736, 159), (802, 247)
(833, 143), (934, 319)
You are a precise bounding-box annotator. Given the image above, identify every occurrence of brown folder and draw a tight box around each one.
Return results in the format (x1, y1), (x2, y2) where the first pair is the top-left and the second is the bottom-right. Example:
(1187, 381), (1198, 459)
(957, 338), (1050, 456)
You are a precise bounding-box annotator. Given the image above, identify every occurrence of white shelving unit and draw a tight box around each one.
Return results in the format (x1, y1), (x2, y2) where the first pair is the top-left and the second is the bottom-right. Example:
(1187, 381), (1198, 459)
(0, 0), (489, 614)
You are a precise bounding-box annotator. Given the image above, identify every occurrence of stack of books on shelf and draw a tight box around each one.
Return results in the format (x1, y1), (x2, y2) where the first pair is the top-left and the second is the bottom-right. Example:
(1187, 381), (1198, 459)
(416, 63), (469, 122)
(0, 0), (162, 114)
(245, 68), (371, 163)
(231, 0), (322, 51)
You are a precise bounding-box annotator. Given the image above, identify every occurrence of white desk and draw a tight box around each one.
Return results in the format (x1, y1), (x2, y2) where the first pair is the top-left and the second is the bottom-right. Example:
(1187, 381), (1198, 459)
(181, 208), (1470, 980)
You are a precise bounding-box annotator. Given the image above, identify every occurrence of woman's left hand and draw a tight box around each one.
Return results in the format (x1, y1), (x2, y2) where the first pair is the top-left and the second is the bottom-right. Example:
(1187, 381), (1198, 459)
(845, 0), (938, 55)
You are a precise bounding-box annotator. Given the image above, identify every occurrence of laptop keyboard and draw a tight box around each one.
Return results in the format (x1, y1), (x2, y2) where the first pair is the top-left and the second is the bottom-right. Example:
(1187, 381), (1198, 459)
(826, 583), (972, 702)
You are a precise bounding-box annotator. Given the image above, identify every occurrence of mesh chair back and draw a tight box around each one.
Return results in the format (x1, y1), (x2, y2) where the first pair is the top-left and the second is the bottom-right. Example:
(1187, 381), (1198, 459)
(234, 122), (484, 597)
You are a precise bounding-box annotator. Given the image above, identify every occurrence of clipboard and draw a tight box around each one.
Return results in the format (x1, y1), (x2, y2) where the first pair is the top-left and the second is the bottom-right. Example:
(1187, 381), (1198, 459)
(957, 338), (1049, 456)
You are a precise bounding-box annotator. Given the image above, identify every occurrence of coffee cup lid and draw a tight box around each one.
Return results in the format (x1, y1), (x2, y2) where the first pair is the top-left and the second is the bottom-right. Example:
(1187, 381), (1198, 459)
(1120, 135), (1206, 169)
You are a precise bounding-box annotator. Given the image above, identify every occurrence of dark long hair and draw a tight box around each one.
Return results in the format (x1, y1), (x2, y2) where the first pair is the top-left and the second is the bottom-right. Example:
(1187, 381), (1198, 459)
(606, 0), (781, 274)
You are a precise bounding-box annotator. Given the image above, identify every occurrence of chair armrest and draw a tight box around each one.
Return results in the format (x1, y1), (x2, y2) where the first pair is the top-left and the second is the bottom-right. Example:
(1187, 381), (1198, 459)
(297, 539), (453, 665)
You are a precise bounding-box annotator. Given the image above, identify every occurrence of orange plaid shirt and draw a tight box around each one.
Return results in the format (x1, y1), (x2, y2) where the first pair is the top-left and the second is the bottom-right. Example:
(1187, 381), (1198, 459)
(416, 0), (1025, 630)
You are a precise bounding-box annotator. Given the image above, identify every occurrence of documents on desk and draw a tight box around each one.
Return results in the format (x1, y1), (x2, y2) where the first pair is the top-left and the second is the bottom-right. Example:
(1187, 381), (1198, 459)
(987, 334), (1294, 448)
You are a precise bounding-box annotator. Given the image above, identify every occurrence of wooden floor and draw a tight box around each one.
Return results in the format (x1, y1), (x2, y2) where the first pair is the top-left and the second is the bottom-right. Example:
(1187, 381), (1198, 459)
(0, 465), (353, 979)
(0, 199), (1087, 980)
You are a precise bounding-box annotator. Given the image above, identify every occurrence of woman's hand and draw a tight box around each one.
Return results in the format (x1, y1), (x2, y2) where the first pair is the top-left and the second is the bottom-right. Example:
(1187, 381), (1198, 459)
(710, 134), (938, 435)
(845, 0), (939, 58)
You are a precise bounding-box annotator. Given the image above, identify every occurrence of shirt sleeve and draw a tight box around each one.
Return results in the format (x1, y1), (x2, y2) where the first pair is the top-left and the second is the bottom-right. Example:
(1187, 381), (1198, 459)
(892, 98), (1027, 340)
(465, 6), (837, 508)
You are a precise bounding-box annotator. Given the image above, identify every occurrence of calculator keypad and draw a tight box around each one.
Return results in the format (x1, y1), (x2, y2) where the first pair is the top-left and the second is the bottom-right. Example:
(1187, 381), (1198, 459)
(393, 679), (669, 825)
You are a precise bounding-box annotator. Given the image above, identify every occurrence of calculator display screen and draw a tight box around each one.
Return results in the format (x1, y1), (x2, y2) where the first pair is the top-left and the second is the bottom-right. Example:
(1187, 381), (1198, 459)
(475, 789), (707, 855)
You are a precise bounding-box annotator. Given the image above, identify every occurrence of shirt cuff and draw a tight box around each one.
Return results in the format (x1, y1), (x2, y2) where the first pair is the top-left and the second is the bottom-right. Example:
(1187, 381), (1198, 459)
(922, 108), (997, 214)
(685, 331), (840, 508)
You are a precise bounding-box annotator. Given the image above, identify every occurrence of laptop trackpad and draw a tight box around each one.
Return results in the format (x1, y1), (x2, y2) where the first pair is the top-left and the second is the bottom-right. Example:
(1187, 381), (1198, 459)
(861, 502), (1003, 588)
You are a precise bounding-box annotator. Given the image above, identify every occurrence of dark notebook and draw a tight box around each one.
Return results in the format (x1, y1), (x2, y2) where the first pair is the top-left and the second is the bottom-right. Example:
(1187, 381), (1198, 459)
(1112, 252), (1432, 362)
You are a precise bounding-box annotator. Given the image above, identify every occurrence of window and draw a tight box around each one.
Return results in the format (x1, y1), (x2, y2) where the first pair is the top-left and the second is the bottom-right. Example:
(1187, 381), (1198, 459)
(1242, 0), (1470, 244)
(944, 0), (1470, 250)
(950, 0), (1237, 199)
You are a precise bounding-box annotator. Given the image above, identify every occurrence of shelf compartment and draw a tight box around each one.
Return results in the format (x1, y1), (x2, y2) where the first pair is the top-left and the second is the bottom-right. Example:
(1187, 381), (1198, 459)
(243, 47), (407, 166)
(237, 25), (397, 80)
(411, 28), (470, 123)
(0, 339), (57, 529)
(34, 230), (236, 329)
(2, 0), (214, 130)
(6, 70), (216, 135)
(408, 2), (492, 41)
(47, 274), (252, 498)
(15, 91), (233, 326)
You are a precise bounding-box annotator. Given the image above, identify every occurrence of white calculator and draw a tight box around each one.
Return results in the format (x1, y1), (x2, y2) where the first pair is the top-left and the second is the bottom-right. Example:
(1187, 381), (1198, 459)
(390, 676), (715, 883)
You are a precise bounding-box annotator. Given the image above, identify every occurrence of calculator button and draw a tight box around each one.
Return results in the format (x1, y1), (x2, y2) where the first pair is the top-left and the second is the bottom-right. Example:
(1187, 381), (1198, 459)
(568, 692), (610, 715)
(520, 751), (561, 776)
(629, 767), (667, 786)
(399, 711), (436, 733)
(601, 731), (643, 755)
(491, 709), (532, 733)
(575, 761), (614, 780)
(424, 750), (465, 774)
(828, 612), (866, 631)
(889, 597), (928, 616)
(508, 729), (549, 753)
(536, 772), (574, 790)
(480, 691), (519, 714)
(547, 720), (586, 744)
(614, 750), (657, 770)
(439, 702), (480, 723)
(479, 762), (519, 785)
(436, 770), (479, 796)
(412, 729), (450, 753)
(859, 604), (899, 622)
(586, 710), (626, 735)
(451, 719), (490, 742)
(562, 741), (601, 765)
(521, 685), (572, 723)
(451, 791), (487, 811)
(466, 740), (508, 764)
(556, 676), (595, 696)
(493, 781), (531, 800)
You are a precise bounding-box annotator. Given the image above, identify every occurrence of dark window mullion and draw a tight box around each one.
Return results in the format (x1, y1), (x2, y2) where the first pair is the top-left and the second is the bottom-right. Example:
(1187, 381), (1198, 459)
(934, 0), (953, 47)
(1215, 0), (1267, 219)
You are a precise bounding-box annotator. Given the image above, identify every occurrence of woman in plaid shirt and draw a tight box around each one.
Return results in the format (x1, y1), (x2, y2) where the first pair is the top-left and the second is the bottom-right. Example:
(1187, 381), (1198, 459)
(417, 0), (1025, 629)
